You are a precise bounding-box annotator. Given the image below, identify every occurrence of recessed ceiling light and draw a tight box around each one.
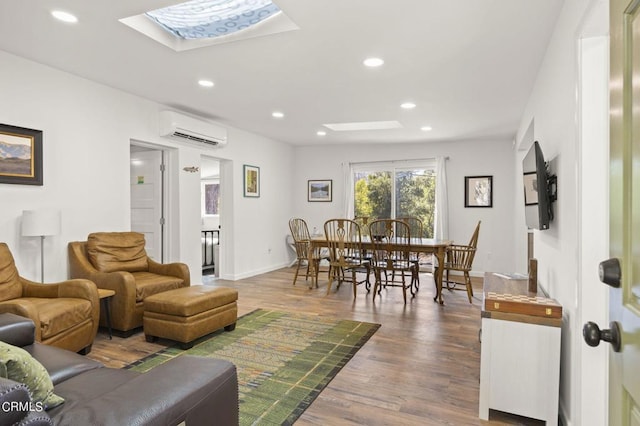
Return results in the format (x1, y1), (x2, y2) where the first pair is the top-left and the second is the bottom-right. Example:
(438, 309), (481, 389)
(400, 102), (417, 109)
(272, 111), (284, 119)
(198, 79), (214, 88)
(421, 126), (433, 132)
(363, 57), (384, 67)
(51, 10), (78, 23)
(317, 131), (327, 136)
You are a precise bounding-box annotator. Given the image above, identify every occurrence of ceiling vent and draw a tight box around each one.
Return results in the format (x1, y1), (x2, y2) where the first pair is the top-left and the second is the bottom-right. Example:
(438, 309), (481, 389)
(159, 111), (227, 146)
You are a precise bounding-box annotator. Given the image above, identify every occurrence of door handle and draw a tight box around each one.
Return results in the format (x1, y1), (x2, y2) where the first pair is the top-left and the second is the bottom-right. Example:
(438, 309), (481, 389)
(583, 321), (622, 352)
(599, 258), (621, 288)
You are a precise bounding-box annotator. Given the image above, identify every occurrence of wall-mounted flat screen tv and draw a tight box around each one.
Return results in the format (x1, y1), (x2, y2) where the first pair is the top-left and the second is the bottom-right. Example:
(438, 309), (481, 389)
(523, 141), (555, 230)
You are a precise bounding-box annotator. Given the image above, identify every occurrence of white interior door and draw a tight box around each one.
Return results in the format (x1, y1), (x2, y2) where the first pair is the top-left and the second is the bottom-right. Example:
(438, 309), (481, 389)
(130, 149), (163, 261)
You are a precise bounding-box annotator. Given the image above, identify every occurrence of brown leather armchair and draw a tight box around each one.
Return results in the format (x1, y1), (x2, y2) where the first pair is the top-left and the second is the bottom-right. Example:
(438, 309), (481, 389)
(0, 243), (98, 354)
(68, 232), (190, 336)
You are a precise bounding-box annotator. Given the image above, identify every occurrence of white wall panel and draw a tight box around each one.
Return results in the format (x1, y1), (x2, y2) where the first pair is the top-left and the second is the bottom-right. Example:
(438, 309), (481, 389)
(0, 50), (294, 282)
(291, 138), (516, 275)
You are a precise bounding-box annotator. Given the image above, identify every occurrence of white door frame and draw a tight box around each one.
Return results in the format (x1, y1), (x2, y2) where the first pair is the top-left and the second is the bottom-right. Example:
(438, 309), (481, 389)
(130, 140), (178, 262)
(574, 1), (609, 425)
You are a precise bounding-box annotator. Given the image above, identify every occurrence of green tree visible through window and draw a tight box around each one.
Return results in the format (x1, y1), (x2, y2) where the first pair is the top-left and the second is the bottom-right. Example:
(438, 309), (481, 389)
(354, 167), (435, 238)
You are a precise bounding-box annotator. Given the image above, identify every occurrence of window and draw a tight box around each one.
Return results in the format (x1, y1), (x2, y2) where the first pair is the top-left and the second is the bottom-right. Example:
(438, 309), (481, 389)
(353, 161), (436, 237)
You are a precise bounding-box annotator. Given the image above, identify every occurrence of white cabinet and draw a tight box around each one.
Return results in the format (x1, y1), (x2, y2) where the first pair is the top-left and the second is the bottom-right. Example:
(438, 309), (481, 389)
(479, 273), (562, 425)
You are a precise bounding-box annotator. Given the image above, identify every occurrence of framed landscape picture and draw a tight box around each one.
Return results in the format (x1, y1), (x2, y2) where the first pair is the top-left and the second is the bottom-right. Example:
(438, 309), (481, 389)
(243, 164), (260, 197)
(464, 175), (493, 208)
(0, 123), (43, 186)
(308, 179), (332, 202)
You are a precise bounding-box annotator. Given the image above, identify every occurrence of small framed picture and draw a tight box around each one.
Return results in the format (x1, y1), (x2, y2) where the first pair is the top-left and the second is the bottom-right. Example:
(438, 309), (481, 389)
(0, 123), (43, 186)
(465, 175), (493, 208)
(308, 179), (332, 202)
(523, 172), (539, 205)
(243, 164), (260, 197)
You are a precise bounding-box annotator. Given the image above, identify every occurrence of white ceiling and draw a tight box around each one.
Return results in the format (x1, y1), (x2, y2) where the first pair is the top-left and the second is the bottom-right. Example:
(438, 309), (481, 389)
(0, 1), (563, 146)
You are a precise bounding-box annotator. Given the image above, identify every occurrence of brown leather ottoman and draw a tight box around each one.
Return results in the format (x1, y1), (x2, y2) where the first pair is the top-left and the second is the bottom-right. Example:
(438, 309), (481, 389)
(143, 286), (238, 349)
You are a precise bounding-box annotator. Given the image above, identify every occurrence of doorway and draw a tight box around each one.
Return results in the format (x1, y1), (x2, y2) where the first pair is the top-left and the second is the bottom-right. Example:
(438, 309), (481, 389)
(130, 144), (166, 262)
(201, 156), (221, 278)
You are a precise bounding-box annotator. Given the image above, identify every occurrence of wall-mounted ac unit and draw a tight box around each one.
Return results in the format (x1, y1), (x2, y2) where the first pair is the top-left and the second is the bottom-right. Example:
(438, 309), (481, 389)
(159, 111), (227, 146)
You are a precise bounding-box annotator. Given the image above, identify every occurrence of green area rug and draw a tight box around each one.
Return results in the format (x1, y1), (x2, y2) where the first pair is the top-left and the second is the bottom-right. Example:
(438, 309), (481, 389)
(125, 309), (380, 425)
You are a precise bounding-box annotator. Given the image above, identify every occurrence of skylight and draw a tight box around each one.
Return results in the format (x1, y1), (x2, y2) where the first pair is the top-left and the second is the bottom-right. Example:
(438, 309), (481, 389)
(145, 0), (281, 40)
(120, 0), (297, 52)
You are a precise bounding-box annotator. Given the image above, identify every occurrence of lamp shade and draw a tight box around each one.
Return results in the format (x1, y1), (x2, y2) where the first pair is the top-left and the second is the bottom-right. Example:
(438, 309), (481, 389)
(22, 210), (61, 237)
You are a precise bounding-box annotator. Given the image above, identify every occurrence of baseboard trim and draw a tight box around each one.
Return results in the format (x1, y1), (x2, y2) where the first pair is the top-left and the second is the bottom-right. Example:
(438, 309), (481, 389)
(223, 261), (291, 281)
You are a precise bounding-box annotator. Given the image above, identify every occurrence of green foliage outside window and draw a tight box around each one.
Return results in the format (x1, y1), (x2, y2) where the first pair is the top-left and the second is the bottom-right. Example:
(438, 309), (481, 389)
(354, 169), (435, 238)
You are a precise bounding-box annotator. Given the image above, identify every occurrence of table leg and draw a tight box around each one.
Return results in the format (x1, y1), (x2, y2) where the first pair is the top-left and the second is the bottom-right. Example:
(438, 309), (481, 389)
(102, 297), (113, 339)
(307, 245), (316, 290)
(434, 247), (445, 305)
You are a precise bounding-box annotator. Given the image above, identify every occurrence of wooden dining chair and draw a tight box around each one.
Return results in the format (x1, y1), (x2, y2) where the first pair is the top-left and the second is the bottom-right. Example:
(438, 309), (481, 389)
(288, 218), (327, 287)
(323, 218), (371, 297)
(353, 216), (374, 237)
(442, 220), (481, 303)
(398, 217), (424, 292)
(353, 216), (375, 272)
(397, 217), (423, 240)
(368, 219), (418, 304)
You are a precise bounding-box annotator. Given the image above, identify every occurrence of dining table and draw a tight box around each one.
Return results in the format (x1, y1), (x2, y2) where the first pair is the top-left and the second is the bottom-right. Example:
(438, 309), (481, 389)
(309, 235), (452, 304)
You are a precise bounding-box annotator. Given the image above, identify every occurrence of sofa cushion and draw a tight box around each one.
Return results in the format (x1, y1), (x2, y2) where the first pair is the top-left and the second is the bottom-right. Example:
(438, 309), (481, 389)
(0, 341), (65, 410)
(131, 272), (185, 302)
(0, 243), (23, 302)
(26, 343), (103, 386)
(47, 367), (139, 417)
(87, 232), (148, 273)
(20, 298), (92, 340)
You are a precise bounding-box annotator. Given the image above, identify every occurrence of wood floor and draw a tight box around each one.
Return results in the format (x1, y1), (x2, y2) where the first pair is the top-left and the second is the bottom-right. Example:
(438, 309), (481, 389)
(88, 267), (545, 426)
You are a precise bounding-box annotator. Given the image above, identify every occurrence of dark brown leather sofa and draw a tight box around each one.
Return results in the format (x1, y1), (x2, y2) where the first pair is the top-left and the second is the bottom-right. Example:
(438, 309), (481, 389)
(0, 313), (239, 426)
(68, 232), (190, 336)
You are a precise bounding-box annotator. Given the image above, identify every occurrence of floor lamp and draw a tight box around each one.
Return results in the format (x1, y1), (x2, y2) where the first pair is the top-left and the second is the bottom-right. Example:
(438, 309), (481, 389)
(22, 209), (61, 283)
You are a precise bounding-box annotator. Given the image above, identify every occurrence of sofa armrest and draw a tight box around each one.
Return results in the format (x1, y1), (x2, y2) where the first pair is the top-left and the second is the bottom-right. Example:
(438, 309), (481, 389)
(0, 377), (48, 426)
(0, 313), (35, 347)
(56, 279), (98, 303)
(0, 303), (42, 341)
(20, 278), (97, 302)
(53, 356), (238, 426)
(20, 279), (58, 298)
(11, 411), (53, 426)
(148, 258), (191, 286)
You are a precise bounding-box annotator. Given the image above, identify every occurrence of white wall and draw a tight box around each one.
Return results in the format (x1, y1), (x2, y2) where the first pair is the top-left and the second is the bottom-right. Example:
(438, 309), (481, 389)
(292, 138), (516, 274)
(0, 50), (294, 283)
(513, 1), (609, 424)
